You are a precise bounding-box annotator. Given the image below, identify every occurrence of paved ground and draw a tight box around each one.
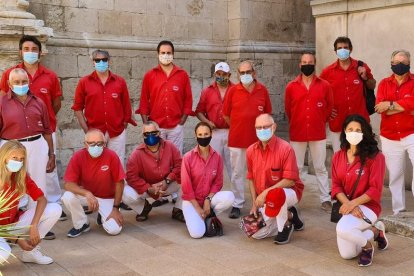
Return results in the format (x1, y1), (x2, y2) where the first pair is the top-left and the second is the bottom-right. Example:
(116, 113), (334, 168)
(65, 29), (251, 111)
(2, 172), (414, 276)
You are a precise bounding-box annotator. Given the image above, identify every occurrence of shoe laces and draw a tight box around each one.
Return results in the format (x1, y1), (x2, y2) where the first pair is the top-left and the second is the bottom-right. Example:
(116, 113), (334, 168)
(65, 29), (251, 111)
(360, 247), (373, 262)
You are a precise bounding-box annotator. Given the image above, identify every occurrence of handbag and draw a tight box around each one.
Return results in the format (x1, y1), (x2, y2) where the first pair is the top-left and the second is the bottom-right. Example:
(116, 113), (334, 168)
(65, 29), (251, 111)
(358, 60), (376, 115)
(330, 163), (363, 223)
(204, 209), (223, 237)
(239, 212), (266, 237)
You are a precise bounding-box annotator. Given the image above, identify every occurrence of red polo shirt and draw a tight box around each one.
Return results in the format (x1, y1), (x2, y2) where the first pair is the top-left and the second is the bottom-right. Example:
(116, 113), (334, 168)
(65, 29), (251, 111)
(136, 64), (193, 128)
(72, 71), (134, 138)
(0, 92), (52, 139)
(181, 146), (223, 206)
(376, 74), (414, 140)
(64, 148), (125, 199)
(320, 58), (373, 132)
(126, 139), (182, 195)
(0, 63), (62, 132)
(222, 81), (272, 148)
(246, 136), (304, 201)
(285, 75), (333, 141)
(331, 150), (385, 217)
(0, 175), (44, 225)
(195, 82), (234, 129)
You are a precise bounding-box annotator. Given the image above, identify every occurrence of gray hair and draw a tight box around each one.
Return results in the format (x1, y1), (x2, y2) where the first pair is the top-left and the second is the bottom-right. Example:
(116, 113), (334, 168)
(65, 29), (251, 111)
(142, 121), (160, 133)
(391, 50), (411, 63)
(9, 68), (29, 82)
(256, 113), (275, 124)
(85, 128), (106, 142)
(238, 60), (255, 72)
(91, 49), (110, 60)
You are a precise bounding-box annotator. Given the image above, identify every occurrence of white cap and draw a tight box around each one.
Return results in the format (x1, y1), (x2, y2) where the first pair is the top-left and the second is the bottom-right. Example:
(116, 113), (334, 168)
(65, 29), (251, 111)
(214, 62), (230, 73)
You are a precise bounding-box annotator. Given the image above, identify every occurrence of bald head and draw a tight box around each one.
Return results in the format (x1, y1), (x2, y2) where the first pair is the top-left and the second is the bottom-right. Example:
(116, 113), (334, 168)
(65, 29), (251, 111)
(85, 129), (105, 143)
(255, 114), (275, 126)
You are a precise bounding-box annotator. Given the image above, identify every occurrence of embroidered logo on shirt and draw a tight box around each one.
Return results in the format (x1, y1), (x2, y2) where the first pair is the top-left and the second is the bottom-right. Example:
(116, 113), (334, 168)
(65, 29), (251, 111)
(271, 175), (279, 181)
(112, 93), (118, 98)
(212, 170), (217, 176)
(355, 168), (365, 176)
(101, 165), (109, 171)
(40, 88), (48, 94)
(37, 121), (43, 127)
(353, 79), (360, 85)
(258, 106), (264, 112)
(172, 85), (179, 91)
(317, 102), (323, 107)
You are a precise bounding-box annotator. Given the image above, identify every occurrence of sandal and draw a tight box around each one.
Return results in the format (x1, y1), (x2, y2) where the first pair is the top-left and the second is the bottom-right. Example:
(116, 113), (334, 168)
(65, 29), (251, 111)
(136, 199), (152, 222)
(171, 207), (185, 223)
(152, 197), (169, 207)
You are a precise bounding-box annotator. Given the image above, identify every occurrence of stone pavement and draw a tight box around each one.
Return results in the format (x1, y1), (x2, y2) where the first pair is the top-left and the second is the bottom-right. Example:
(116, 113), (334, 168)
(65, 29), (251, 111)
(2, 173), (414, 276)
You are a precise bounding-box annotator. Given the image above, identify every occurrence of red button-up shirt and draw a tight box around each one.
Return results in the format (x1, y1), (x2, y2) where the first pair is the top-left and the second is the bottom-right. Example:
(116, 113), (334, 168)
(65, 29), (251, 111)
(0, 63), (62, 132)
(320, 58), (373, 132)
(285, 75), (333, 141)
(181, 146), (223, 206)
(0, 92), (52, 139)
(72, 71), (134, 138)
(246, 136), (304, 201)
(195, 82), (234, 129)
(331, 149), (385, 217)
(64, 148), (125, 199)
(376, 74), (414, 140)
(222, 81), (272, 148)
(126, 139), (182, 195)
(0, 175), (44, 225)
(136, 65), (193, 128)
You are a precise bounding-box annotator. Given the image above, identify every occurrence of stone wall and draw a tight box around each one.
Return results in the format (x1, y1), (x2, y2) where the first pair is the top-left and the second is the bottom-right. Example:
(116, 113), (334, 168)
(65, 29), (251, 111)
(2, 0), (315, 176)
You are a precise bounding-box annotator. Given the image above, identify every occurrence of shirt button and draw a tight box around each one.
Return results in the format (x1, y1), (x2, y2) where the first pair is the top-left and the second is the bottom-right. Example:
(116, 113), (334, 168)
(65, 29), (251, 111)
(349, 107), (351, 110)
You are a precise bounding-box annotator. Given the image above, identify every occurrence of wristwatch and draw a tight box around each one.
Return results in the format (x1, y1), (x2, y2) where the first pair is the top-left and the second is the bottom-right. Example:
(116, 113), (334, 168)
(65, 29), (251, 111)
(165, 178), (172, 185)
(205, 196), (212, 201)
(113, 204), (120, 209)
(389, 101), (395, 110)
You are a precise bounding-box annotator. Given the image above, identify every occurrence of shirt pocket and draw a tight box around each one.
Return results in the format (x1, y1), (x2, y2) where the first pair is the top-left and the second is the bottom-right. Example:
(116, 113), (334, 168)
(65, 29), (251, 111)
(266, 168), (282, 185)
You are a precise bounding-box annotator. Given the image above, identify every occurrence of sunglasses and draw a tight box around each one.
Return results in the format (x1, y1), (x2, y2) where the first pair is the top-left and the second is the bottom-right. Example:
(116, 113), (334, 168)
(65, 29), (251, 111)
(85, 141), (105, 147)
(94, 58), (109, 62)
(143, 131), (160, 137)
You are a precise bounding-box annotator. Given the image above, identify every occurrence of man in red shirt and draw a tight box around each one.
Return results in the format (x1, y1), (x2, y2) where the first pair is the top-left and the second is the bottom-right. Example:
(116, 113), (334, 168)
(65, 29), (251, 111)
(285, 52), (333, 212)
(72, 49), (136, 169)
(122, 121), (185, 222)
(62, 129), (125, 237)
(223, 60), (272, 218)
(195, 62), (233, 179)
(320, 36), (376, 152)
(374, 50), (414, 215)
(246, 114), (304, 244)
(0, 35), (63, 217)
(136, 40), (193, 154)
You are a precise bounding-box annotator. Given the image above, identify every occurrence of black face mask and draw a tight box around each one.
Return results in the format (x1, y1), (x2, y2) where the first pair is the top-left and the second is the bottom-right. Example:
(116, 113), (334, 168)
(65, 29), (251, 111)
(301, 64), (315, 77)
(391, 63), (410, 76)
(197, 136), (212, 147)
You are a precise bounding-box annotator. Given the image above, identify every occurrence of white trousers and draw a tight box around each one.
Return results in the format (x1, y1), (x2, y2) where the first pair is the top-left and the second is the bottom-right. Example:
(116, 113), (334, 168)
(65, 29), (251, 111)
(336, 205), (377, 259)
(160, 124), (184, 155)
(252, 188), (298, 239)
(210, 129), (232, 179)
(290, 140), (330, 203)
(229, 147), (247, 208)
(381, 134), (414, 214)
(0, 203), (61, 264)
(182, 191), (235, 239)
(329, 131), (341, 153)
(46, 132), (62, 203)
(61, 191), (122, 235)
(106, 129), (126, 168)
(122, 183), (183, 214)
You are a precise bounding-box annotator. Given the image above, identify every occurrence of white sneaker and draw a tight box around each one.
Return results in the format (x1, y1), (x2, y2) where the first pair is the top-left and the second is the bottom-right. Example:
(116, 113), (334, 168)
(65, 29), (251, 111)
(21, 246), (53, 265)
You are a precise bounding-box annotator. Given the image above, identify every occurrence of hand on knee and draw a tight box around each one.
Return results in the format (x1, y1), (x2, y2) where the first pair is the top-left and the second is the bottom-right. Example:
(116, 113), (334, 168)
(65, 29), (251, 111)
(103, 218), (122, 236)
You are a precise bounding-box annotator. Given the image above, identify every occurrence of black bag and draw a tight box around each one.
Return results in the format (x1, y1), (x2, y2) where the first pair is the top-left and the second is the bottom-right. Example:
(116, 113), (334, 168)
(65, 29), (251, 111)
(330, 163), (363, 223)
(358, 60), (376, 115)
(204, 209), (223, 237)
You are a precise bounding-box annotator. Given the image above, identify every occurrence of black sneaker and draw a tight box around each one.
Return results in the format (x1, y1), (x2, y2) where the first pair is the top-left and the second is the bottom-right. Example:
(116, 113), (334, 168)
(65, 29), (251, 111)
(43, 231), (56, 240)
(120, 202), (132, 210)
(274, 223), (294, 245)
(67, 223), (90, 238)
(289, 206), (304, 231)
(96, 213), (102, 226)
(229, 207), (240, 219)
(152, 197), (169, 207)
(358, 243), (374, 267)
(136, 200), (152, 222)
(59, 211), (68, 221)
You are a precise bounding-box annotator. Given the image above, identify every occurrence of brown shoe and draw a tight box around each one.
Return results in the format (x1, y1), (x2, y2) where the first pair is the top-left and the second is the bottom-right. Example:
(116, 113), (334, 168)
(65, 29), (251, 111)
(136, 199), (152, 222)
(171, 207), (185, 223)
(321, 201), (333, 213)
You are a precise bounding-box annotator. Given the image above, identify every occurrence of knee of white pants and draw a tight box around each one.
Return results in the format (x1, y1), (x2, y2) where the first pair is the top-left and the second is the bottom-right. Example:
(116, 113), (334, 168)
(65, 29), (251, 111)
(336, 218), (354, 239)
(103, 218), (122, 236)
(44, 203), (62, 221)
(0, 241), (11, 264)
(188, 226), (205, 239)
(61, 191), (77, 206)
(338, 248), (357, 260)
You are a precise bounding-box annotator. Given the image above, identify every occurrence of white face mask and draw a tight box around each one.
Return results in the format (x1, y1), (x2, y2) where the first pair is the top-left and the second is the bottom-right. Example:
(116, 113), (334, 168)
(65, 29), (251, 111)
(240, 74), (253, 86)
(159, 54), (173, 65)
(346, 131), (363, 146)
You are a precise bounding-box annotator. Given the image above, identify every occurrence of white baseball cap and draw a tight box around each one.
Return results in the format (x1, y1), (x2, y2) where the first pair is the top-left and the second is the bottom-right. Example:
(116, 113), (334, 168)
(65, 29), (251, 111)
(214, 62), (230, 73)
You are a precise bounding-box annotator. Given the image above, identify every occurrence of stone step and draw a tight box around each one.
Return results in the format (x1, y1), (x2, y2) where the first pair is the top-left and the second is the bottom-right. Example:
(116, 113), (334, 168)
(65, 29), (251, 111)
(382, 213), (414, 239)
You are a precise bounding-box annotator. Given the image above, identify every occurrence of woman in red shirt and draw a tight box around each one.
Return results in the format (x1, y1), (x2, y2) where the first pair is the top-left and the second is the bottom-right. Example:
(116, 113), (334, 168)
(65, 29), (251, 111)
(332, 114), (388, 267)
(181, 122), (235, 238)
(0, 140), (61, 265)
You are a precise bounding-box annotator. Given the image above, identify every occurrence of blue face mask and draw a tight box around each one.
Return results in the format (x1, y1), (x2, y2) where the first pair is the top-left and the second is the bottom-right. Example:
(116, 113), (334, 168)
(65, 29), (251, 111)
(256, 128), (273, 142)
(240, 74), (253, 86)
(6, 160), (23, 173)
(95, 61), (109, 73)
(12, 84), (29, 96)
(336, 48), (350, 60)
(144, 134), (160, 146)
(23, 52), (39, 65)
(88, 145), (104, 158)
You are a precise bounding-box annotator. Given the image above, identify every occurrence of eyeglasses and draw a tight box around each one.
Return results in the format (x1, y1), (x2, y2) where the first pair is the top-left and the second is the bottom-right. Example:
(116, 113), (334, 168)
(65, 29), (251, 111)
(94, 58), (108, 63)
(255, 124), (273, 130)
(85, 141), (105, 147)
(143, 131), (160, 137)
(239, 70), (253, 75)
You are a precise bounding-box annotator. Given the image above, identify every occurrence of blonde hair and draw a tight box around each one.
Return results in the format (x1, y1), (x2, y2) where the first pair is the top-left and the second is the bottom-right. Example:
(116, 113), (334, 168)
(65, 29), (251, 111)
(0, 140), (27, 195)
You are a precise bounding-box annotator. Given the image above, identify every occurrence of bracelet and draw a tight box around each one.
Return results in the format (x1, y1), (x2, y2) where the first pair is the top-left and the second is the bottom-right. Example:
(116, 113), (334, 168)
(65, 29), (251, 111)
(48, 153), (56, 157)
(113, 204), (120, 209)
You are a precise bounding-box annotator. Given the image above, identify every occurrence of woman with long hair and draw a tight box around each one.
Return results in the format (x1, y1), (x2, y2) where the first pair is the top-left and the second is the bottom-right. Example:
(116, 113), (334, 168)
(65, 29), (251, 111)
(332, 114), (388, 267)
(0, 140), (61, 265)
